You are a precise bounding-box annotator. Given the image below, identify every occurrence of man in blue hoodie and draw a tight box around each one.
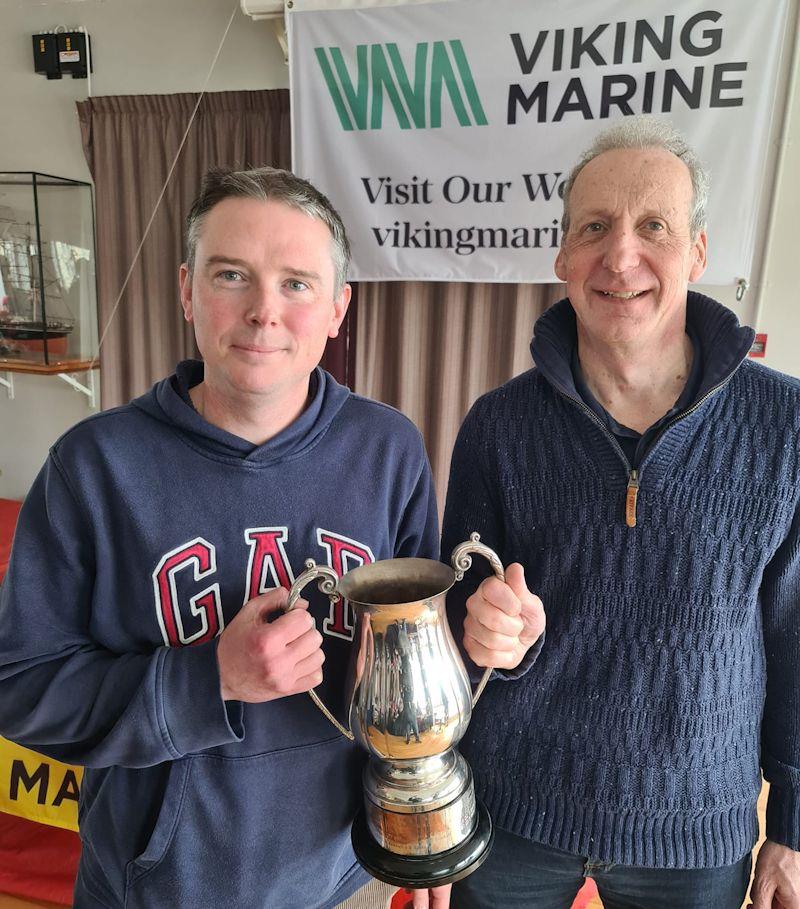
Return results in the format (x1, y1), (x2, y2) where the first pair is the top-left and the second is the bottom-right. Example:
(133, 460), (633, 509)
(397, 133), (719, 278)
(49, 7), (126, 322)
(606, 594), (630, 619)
(442, 118), (800, 909)
(0, 167), (529, 909)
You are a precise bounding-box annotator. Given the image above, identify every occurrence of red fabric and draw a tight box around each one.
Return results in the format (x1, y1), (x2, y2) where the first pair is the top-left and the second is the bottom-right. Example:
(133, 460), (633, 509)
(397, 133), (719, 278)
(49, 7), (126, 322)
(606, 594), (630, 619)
(0, 813), (79, 905)
(572, 878), (599, 908)
(0, 501), (81, 905)
(390, 878), (599, 908)
(0, 499), (22, 581)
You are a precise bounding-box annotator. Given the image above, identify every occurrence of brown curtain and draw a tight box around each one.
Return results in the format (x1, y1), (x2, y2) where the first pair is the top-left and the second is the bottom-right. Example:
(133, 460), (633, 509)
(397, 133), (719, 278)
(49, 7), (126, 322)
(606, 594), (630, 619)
(77, 89), (352, 408)
(355, 281), (565, 512)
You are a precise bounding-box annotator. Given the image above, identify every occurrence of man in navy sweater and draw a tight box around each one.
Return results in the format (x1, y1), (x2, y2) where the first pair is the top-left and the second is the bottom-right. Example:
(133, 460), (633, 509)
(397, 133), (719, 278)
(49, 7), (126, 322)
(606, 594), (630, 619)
(0, 168), (536, 909)
(442, 117), (800, 908)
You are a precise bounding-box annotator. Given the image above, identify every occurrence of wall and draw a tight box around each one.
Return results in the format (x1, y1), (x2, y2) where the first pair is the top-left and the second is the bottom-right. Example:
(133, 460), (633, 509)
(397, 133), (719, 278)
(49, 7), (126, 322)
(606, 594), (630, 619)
(755, 15), (800, 378)
(0, 0), (798, 499)
(0, 0), (289, 499)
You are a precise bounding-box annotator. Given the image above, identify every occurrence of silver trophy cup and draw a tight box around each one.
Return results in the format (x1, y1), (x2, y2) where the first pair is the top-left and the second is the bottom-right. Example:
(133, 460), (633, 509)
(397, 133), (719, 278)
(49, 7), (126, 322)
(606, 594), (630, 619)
(286, 533), (504, 888)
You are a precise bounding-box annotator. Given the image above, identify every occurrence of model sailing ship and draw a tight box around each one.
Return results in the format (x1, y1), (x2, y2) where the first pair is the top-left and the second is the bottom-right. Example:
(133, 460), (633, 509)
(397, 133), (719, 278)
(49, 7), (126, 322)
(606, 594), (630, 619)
(0, 210), (76, 348)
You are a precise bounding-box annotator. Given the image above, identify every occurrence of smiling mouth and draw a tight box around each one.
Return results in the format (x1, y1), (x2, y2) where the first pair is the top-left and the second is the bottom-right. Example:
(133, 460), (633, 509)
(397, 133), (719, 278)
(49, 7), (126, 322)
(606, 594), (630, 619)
(598, 290), (649, 300)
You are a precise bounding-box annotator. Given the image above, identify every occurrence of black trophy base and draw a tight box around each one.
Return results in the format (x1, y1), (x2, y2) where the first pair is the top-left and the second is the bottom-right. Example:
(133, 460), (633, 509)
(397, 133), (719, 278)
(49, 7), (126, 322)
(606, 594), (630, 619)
(351, 801), (494, 889)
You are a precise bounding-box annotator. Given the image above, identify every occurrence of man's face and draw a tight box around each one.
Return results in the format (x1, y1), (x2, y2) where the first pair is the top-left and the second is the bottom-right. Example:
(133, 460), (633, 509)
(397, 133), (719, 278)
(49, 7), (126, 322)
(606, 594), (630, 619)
(179, 197), (349, 402)
(555, 147), (707, 347)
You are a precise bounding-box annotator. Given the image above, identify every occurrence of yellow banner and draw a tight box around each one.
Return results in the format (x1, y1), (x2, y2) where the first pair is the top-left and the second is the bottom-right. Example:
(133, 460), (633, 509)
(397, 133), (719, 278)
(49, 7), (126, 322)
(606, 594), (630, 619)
(0, 736), (82, 831)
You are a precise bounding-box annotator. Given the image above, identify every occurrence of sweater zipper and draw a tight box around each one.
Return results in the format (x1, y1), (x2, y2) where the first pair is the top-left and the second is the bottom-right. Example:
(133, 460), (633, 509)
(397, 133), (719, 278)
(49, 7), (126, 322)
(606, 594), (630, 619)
(556, 372), (735, 528)
(555, 390), (638, 524)
(643, 374), (737, 452)
(625, 469), (639, 528)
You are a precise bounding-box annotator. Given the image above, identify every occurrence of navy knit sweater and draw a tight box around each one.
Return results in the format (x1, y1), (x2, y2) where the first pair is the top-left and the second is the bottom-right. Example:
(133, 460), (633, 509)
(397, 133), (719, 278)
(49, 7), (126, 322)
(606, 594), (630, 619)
(441, 293), (800, 869)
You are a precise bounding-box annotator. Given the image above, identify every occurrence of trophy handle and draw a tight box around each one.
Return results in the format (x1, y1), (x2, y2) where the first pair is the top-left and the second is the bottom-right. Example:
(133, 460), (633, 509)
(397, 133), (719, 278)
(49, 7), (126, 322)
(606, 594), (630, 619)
(286, 560), (355, 741)
(450, 532), (506, 707)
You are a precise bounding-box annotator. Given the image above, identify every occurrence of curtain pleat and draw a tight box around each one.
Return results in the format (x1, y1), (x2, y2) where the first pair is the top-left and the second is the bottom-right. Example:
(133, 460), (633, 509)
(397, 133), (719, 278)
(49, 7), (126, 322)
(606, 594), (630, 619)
(355, 281), (565, 511)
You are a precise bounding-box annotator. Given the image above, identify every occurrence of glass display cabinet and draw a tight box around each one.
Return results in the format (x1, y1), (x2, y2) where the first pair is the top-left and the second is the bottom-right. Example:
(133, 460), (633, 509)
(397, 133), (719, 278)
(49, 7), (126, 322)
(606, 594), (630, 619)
(0, 172), (98, 377)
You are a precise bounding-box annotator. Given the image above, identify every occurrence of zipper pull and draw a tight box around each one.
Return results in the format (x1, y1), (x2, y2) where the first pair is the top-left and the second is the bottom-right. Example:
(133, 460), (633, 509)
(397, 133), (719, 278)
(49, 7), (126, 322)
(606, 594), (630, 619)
(626, 469), (639, 528)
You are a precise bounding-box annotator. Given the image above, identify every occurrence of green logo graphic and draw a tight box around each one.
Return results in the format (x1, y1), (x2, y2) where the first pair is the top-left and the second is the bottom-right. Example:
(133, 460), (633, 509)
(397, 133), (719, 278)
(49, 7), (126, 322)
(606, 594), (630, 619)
(315, 40), (488, 130)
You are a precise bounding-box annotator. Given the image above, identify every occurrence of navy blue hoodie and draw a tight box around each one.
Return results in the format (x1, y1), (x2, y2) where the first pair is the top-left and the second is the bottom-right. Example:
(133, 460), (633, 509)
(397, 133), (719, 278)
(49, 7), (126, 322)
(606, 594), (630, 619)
(0, 362), (438, 909)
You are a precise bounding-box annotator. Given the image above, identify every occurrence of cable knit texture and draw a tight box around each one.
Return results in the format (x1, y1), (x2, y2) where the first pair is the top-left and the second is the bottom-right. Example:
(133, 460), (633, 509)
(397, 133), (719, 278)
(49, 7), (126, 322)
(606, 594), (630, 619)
(441, 293), (800, 869)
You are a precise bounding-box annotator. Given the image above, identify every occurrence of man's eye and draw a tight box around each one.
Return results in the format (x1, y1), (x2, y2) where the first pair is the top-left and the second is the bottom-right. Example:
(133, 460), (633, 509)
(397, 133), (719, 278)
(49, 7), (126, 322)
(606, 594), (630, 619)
(584, 222), (605, 233)
(217, 270), (243, 282)
(645, 221), (664, 232)
(286, 279), (309, 292)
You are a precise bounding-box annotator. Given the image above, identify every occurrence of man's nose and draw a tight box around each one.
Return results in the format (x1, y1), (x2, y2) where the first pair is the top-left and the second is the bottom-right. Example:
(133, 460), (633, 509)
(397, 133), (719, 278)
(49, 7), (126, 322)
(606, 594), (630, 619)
(602, 227), (641, 273)
(246, 284), (280, 325)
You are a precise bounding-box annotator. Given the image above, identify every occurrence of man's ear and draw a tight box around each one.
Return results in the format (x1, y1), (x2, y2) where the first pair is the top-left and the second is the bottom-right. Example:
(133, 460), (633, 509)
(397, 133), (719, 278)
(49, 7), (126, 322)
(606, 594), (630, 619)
(688, 231), (708, 283)
(328, 283), (352, 339)
(179, 263), (194, 323)
(554, 246), (567, 282)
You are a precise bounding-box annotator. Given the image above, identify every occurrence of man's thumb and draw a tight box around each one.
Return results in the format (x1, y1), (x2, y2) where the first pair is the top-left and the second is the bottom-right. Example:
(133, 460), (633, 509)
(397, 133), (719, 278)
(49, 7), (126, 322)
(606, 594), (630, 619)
(504, 563), (529, 602)
(245, 586), (299, 622)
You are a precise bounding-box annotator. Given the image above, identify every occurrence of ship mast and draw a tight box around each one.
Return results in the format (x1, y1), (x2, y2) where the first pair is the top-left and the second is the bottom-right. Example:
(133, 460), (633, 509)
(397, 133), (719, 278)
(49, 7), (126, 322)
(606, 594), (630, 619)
(26, 223), (38, 324)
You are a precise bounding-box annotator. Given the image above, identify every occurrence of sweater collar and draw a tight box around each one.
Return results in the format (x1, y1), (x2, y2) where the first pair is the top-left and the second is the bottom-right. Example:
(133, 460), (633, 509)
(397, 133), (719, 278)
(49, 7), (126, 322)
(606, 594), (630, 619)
(530, 291), (755, 407)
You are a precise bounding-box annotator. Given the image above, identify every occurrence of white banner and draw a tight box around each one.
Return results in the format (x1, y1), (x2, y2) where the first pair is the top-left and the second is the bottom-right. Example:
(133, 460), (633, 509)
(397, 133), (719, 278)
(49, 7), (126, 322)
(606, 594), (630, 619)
(289, 0), (788, 284)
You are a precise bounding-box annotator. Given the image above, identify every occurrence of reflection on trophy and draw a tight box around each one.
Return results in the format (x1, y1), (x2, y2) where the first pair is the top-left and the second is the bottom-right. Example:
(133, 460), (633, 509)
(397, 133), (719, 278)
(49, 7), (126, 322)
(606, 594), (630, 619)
(286, 533), (504, 888)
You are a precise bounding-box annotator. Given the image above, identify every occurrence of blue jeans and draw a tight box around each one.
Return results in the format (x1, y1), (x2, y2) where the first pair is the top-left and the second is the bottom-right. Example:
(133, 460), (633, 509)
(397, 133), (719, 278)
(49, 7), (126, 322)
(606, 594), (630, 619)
(452, 828), (752, 909)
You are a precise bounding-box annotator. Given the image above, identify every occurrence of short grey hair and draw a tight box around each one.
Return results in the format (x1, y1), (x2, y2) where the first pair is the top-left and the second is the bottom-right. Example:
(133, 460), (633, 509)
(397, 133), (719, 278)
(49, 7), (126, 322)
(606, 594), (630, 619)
(186, 166), (351, 294)
(561, 116), (710, 239)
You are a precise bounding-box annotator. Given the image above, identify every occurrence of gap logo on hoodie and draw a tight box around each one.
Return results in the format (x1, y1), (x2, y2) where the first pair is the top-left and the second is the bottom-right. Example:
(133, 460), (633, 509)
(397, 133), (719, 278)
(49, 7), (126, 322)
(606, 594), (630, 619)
(152, 526), (374, 648)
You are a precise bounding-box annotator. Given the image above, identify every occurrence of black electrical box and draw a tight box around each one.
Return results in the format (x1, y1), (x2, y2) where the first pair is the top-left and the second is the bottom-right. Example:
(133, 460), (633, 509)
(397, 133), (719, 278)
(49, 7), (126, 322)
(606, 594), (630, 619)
(32, 31), (92, 79)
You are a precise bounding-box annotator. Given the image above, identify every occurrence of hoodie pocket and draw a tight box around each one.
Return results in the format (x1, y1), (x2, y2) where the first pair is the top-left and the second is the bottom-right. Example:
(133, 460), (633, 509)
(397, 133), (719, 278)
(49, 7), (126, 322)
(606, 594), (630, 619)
(123, 734), (363, 909)
(124, 759), (191, 896)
